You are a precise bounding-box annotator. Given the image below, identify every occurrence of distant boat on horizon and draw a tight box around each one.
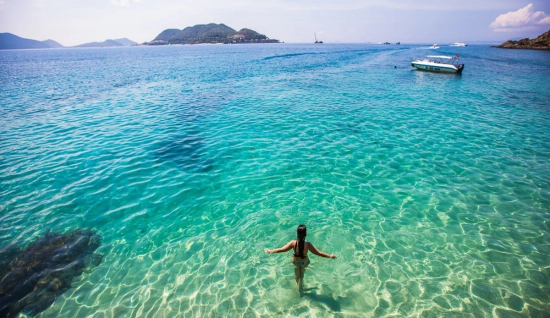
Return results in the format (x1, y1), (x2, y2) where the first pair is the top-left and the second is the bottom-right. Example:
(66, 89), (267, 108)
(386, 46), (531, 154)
(451, 42), (468, 47)
(314, 33), (323, 44)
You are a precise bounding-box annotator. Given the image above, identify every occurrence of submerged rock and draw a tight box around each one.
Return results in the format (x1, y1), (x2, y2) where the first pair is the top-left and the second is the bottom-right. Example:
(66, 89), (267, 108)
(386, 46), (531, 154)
(0, 229), (102, 318)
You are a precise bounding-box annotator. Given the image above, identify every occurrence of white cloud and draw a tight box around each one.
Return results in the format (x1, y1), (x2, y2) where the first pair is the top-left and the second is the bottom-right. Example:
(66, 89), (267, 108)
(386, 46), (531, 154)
(539, 16), (550, 25)
(490, 3), (550, 32)
(111, 0), (141, 6)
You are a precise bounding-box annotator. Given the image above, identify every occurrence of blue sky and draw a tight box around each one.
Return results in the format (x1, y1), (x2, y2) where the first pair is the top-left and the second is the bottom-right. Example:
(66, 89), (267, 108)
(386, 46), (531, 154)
(1, 0), (549, 46)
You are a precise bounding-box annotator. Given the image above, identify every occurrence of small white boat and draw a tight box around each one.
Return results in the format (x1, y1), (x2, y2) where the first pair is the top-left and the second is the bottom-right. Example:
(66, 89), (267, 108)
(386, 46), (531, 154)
(411, 54), (464, 74)
(452, 42), (467, 47)
(431, 44), (439, 49)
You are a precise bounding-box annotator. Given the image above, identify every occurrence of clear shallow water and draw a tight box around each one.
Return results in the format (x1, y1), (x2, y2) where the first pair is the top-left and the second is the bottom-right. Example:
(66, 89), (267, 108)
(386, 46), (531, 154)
(1, 44), (550, 317)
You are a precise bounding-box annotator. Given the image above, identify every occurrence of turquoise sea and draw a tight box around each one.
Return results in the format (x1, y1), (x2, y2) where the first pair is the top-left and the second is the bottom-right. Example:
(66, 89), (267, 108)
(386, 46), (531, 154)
(1, 44), (550, 317)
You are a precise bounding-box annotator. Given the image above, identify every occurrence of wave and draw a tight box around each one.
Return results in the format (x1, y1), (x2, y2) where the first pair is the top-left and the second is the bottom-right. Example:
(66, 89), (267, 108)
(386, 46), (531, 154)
(262, 52), (318, 60)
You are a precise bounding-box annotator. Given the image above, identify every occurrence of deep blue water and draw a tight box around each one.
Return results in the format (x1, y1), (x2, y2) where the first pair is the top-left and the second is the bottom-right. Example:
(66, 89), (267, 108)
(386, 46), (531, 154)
(1, 44), (550, 317)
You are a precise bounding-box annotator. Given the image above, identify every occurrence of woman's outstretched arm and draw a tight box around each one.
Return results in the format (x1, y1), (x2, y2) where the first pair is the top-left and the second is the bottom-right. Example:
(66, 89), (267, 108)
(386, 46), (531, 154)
(265, 241), (294, 254)
(308, 242), (337, 259)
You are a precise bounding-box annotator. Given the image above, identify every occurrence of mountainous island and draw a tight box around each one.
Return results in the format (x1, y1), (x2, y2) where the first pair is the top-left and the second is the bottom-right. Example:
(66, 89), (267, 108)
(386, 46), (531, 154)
(0, 33), (63, 50)
(494, 29), (550, 50)
(146, 23), (280, 45)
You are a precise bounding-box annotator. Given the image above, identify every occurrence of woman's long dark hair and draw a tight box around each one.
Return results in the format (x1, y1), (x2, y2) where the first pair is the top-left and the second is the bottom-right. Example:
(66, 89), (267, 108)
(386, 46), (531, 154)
(295, 225), (307, 258)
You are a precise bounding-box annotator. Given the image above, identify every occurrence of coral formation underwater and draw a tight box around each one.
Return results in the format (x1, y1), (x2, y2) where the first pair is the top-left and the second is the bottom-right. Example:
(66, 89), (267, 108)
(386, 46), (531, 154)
(0, 229), (102, 317)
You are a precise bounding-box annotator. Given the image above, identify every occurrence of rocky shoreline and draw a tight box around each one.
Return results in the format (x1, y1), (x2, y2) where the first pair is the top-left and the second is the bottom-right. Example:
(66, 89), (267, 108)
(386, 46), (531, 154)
(493, 29), (550, 50)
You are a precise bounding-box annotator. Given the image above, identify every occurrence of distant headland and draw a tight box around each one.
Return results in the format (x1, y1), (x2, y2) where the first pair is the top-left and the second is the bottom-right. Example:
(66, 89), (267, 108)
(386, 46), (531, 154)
(0, 33), (63, 50)
(0, 33), (137, 50)
(75, 38), (137, 48)
(144, 23), (281, 45)
(493, 29), (550, 50)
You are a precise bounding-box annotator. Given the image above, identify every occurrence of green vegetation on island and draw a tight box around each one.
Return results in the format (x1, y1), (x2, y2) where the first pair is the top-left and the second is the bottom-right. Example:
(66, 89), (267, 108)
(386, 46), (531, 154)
(146, 23), (280, 45)
(494, 29), (550, 50)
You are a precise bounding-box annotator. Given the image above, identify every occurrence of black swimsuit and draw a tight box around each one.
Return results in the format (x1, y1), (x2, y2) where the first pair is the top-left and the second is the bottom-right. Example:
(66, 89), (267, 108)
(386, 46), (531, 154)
(292, 240), (310, 267)
(294, 240), (306, 258)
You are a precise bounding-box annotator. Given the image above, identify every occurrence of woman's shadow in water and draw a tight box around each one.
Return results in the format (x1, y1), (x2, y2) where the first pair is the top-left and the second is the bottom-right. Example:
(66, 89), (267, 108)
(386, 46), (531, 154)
(301, 287), (342, 312)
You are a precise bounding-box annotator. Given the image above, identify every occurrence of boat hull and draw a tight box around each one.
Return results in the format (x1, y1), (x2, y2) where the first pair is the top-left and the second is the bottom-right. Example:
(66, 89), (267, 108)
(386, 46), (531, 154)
(411, 62), (464, 74)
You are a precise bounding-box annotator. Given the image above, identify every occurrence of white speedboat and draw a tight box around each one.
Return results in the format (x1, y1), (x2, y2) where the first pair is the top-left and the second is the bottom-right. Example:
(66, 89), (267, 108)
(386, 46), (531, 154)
(411, 54), (464, 74)
(452, 42), (467, 47)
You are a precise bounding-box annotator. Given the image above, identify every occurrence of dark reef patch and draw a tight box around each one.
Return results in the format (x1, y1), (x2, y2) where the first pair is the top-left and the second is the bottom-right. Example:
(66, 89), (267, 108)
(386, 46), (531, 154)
(0, 229), (102, 318)
(153, 132), (214, 172)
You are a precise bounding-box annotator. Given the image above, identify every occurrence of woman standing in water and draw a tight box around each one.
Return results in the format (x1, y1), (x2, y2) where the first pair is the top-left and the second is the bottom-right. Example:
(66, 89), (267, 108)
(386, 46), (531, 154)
(265, 225), (336, 293)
